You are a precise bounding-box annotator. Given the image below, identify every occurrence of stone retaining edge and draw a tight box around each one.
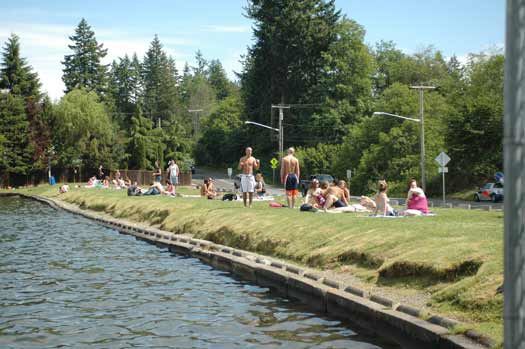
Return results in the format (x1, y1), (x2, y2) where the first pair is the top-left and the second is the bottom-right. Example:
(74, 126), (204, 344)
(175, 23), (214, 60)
(3, 193), (495, 349)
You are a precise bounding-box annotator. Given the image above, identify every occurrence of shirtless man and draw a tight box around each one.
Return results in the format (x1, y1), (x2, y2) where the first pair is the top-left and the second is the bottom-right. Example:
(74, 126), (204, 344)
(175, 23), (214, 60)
(238, 147), (260, 207)
(280, 147), (301, 208)
(321, 181), (347, 210)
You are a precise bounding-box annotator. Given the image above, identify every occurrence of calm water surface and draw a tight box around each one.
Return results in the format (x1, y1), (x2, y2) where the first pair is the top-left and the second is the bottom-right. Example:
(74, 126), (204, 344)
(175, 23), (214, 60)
(0, 197), (400, 348)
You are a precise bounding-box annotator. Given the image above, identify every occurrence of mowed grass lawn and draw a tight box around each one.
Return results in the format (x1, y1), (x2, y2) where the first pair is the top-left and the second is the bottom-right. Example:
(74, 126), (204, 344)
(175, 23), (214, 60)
(14, 185), (503, 344)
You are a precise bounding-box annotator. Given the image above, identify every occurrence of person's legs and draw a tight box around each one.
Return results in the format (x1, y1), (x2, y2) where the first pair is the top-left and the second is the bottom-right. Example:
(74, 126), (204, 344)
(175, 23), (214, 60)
(243, 192), (248, 207)
(248, 192), (253, 207)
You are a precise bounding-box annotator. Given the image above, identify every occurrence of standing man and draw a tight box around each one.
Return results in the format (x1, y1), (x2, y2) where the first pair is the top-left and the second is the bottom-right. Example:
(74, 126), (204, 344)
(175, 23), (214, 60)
(281, 147), (301, 208)
(167, 159), (180, 187)
(238, 147), (260, 208)
(153, 160), (162, 183)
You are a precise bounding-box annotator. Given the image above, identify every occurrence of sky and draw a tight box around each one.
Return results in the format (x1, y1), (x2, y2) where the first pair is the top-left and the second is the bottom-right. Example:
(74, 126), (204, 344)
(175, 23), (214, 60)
(0, 0), (504, 100)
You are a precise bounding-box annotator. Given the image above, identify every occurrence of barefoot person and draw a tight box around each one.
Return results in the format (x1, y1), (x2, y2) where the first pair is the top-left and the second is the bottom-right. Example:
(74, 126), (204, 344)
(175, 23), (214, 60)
(238, 147), (260, 207)
(280, 147), (301, 208)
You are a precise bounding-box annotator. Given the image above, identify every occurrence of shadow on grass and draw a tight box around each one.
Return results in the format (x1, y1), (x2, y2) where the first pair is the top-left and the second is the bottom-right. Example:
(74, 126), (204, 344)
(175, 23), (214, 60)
(377, 259), (483, 288)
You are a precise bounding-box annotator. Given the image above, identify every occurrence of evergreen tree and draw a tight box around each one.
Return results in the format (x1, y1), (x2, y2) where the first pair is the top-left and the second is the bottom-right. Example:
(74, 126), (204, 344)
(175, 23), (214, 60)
(0, 33), (41, 99)
(208, 59), (232, 100)
(142, 35), (178, 126)
(193, 50), (207, 77)
(128, 104), (154, 169)
(0, 93), (32, 179)
(241, 0), (341, 152)
(62, 18), (108, 96)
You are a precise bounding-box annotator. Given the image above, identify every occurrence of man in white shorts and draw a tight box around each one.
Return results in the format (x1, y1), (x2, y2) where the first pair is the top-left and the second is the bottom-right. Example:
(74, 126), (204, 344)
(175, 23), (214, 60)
(238, 147), (260, 208)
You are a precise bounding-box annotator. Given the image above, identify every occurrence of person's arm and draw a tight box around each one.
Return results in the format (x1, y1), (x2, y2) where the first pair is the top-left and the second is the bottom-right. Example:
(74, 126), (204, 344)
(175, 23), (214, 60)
(280, 161), (285, 184)
(175, 164), (179, 176)
(296, 160), (300, 180)
(238, 157), (244, 170)
(254, 158), (260, 170)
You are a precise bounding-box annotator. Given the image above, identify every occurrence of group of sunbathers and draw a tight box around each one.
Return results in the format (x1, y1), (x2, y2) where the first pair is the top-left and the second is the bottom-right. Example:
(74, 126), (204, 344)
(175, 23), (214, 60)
(359, 178), (429, 216)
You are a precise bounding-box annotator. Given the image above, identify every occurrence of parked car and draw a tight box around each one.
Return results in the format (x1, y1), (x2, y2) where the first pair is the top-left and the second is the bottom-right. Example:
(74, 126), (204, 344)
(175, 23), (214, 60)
(300, 174), (335, 197)
(474, 182), (504, 202)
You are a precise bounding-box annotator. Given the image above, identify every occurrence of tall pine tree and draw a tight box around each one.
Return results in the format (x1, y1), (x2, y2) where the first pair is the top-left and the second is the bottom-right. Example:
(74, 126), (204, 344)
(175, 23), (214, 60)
(142, 35), (178, 126)
(0, 33), (41, 99)
(62, 18), (108, 96)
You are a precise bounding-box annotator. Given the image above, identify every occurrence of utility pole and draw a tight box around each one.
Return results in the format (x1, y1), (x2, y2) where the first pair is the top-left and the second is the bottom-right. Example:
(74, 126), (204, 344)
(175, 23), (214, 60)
(504, 1), (525, 347)
(188, 109), (203, 139)
(409, 85), (435, 191)
(271, 104), (290, 161)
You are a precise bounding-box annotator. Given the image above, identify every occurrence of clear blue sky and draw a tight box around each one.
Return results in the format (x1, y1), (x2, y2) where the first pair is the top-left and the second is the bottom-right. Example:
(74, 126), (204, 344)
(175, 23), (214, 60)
(0, 0), (504, 100)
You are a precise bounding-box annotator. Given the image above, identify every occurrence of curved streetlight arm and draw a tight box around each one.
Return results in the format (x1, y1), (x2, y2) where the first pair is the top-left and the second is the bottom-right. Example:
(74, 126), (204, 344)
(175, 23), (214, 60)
(244, 121), (279, 132)
(373, 111), (421, 123)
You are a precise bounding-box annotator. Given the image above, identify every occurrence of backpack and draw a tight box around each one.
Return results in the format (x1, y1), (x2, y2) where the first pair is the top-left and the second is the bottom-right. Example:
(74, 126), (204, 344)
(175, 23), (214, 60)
(222, 193), (237, 201)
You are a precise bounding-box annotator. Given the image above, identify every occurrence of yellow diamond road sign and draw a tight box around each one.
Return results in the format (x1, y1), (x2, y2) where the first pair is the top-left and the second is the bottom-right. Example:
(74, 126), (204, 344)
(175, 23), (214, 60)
(270, 158), (279, 169)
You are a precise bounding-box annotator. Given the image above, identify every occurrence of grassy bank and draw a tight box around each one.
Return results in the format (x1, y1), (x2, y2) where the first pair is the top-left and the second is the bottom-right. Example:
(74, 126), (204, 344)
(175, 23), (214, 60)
(10, 185), (503, 344)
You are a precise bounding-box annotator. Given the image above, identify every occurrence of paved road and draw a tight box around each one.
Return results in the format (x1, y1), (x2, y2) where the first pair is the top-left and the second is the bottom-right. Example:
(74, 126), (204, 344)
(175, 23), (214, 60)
(193, 167), (504, 210)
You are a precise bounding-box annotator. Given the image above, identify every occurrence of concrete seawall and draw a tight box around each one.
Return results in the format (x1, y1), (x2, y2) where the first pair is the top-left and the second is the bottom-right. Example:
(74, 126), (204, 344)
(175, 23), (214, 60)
(1, 193), (494, 349)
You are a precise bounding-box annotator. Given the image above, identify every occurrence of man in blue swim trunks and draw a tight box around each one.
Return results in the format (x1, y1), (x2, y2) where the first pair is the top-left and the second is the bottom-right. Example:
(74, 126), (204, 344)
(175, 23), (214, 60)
(280, 147), (301, 209)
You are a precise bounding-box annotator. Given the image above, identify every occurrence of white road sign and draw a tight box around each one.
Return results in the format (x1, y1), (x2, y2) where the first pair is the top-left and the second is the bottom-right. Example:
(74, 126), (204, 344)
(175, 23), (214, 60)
(438, 167), (448, 173)
(435, 152), (451, 167)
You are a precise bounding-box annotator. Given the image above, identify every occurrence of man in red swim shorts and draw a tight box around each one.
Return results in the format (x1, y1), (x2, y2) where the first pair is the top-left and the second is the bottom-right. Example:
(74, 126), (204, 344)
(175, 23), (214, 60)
(280, 147), (301, 209)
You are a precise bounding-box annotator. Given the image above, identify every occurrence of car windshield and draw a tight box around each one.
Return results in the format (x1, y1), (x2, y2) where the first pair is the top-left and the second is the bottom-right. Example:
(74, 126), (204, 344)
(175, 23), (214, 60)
(317, 175), (334, 182)
(494, 183), (503, 188)
(483, 183), (492, 189)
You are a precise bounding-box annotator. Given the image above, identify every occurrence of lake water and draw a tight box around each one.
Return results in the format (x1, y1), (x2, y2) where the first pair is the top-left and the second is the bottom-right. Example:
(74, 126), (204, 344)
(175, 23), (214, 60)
(0, 196), (400, 348)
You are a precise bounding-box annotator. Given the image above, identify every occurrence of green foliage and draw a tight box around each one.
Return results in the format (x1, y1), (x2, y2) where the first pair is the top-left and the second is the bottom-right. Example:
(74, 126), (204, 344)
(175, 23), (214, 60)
(445, 54), (504, 188)
(142, 35), (179, 125)
(53, 88), (114, 170)
(208, 59), (234, 100)
(62, 18), (108, 97)
(335, 83), (451, 195)
(241, 0), (341, 153)
(195, 95), (245, 166)
(295, 143), (343, 177)
(0, 33), (41, 99)
(0, 93), (32, 176)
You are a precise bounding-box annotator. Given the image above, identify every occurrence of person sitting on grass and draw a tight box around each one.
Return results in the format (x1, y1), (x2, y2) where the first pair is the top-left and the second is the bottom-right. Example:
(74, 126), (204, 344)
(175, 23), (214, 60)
(200, 178), (217, 199)
(337, 180), (350, 206)
(255, 173), (266, 198)
(321, 181), (347, 210)
(406, 178), (426, 206)
(406, 187), (429, 215)
(375, 180), (396, 216)
(304, 179), (324, 208)
(164, 180), (176, 196)
(102, 176), (110, 188)
(59, 184), (70, 194)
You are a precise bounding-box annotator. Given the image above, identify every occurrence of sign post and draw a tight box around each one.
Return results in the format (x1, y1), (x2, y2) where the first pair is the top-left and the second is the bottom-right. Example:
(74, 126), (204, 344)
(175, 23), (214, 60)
(270, 158), (279, 184)
(227, 168), (232, 179)
(435, 152), (451, 205)
(346, 169), (352, 181)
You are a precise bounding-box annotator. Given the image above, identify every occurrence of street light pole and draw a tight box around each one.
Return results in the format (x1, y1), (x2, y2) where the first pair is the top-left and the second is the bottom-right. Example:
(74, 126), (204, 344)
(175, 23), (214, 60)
(271, 104), (290, 161)
(410, 85), (435, 191)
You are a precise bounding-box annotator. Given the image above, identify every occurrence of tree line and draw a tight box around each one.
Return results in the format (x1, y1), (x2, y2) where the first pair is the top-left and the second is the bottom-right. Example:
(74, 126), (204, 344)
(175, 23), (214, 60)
(0, 0), (503, 195)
